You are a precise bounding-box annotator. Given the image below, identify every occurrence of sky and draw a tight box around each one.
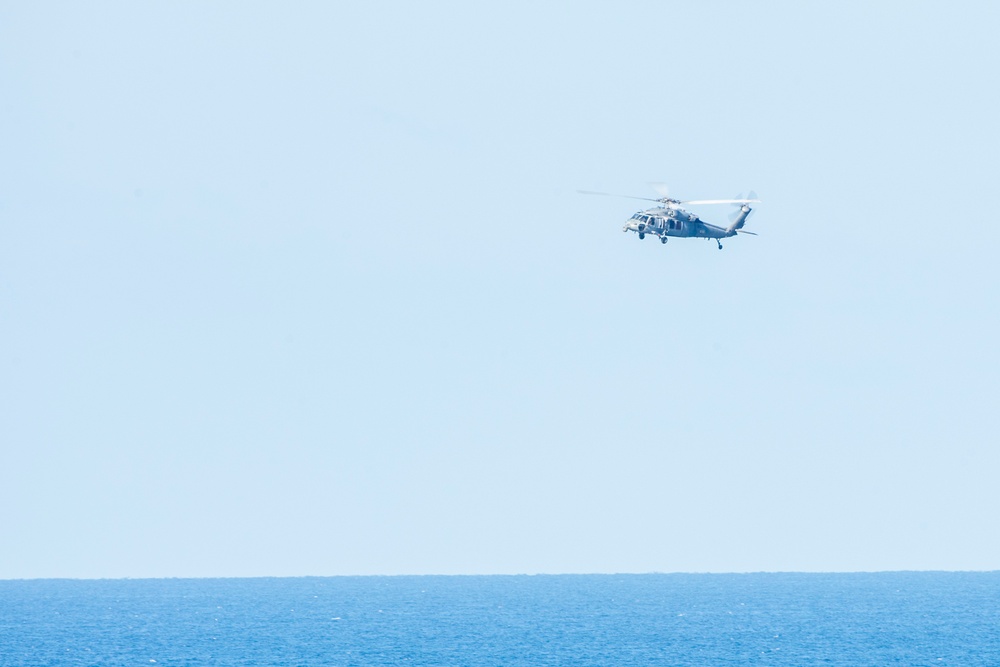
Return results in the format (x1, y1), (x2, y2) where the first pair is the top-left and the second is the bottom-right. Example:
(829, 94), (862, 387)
(1, 1), (999, 579)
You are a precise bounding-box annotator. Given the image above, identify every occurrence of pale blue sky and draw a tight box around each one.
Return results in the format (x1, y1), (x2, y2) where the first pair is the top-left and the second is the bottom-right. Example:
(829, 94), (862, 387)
(2, 2), (998, 578)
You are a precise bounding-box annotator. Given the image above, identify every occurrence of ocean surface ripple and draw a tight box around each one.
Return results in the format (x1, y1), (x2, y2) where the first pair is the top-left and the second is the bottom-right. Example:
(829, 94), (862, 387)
(2, 572), (999, 666)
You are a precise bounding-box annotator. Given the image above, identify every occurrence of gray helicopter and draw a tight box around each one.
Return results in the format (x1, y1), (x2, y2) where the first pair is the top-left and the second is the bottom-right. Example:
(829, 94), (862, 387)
(580, 188), (760, 249)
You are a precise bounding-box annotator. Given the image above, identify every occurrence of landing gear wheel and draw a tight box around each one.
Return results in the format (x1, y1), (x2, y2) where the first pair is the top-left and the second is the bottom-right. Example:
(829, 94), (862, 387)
(716, 240), (723, 250)
(638, 233), (645, 240)
(660, 237), (668, 244)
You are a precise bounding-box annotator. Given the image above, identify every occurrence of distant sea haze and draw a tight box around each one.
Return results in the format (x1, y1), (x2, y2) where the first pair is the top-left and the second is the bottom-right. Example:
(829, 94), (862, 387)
(2, 572), (998, 666)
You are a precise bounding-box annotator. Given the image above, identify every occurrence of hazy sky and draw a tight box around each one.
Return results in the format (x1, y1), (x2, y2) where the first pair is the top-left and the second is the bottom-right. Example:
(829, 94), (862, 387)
(2, 2), (999, 579)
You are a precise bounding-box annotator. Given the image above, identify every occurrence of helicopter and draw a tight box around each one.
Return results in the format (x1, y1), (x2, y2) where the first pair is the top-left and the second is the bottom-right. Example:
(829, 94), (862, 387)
(579, 188), (761, 249)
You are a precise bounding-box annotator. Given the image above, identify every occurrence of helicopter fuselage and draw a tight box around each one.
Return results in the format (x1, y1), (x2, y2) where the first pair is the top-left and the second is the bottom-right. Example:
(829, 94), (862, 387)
(578, 187), (757, 249)
(621, 201), (754, 249)
(623, 206), (733, 240)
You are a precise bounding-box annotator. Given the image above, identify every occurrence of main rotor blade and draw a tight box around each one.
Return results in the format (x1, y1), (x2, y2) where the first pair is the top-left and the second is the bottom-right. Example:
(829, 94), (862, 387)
(577, 190), (662, 203)
(680, 198), (761, 206)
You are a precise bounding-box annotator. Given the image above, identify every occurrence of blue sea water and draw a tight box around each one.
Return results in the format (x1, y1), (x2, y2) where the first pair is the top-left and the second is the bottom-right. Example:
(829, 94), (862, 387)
(1, 573), (998, 666)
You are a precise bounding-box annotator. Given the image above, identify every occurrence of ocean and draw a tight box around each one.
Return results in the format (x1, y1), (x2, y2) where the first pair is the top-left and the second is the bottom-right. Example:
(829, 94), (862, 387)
(2, 573), (998, 666)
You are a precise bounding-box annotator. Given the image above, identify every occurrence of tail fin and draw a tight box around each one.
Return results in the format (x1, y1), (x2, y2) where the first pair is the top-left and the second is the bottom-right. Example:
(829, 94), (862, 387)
(725, 190), (756, 234)
(726, 204), (751, 234)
